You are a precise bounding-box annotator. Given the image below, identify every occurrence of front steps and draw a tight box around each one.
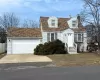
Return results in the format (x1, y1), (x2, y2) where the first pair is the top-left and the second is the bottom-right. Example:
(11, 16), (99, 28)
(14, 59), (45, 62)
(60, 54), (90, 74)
(68, 47), (78, 54)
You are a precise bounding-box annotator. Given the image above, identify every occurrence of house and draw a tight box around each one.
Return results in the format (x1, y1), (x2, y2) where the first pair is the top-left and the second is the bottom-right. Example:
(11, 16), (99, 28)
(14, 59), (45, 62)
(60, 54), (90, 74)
(86, 25), (97, 43)
(7, 15), (87, 54)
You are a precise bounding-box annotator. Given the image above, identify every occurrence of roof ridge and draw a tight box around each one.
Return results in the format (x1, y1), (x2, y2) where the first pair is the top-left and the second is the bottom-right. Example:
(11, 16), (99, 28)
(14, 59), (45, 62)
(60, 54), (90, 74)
(40, 16), (70, 19)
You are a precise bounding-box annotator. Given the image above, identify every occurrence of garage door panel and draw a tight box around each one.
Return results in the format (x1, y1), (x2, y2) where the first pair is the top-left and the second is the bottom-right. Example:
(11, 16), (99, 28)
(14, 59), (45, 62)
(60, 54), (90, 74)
(12, 39), (40, 54)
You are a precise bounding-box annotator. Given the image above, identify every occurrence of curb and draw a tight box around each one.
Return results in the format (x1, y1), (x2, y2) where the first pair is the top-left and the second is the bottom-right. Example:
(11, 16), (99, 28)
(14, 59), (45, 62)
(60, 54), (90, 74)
(0, 62), (56, 69)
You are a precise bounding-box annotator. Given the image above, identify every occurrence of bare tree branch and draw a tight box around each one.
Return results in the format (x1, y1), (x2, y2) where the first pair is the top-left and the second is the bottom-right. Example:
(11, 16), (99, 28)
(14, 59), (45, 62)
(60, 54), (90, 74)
(81, 0), (100, 53)
(22, 19), (39, 28)
(0, 12), (20, 31)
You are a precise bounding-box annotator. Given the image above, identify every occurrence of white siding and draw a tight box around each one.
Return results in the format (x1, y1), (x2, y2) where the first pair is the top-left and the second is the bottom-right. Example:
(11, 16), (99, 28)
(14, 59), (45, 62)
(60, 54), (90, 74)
(62, 29), (74, 47)
(42, 32), (47, 43)
(57, 32), (62, 41)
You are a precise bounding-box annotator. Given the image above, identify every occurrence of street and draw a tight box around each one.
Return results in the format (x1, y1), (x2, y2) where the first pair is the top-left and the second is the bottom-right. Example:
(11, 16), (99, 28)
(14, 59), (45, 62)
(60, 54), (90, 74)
(0, 65), (100, 80)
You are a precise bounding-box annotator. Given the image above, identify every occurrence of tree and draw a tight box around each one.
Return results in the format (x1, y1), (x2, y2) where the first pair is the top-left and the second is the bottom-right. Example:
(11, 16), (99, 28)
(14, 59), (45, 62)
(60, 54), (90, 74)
(81, 0), (100, 53)
(23, 19), (38, 28)
(0, 12), (20, 31)
(82, 0), (100, 53)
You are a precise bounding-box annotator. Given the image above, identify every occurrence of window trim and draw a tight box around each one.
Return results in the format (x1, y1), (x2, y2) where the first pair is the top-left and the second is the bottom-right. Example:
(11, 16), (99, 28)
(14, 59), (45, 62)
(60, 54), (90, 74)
(72, 24), (76, 27)
(51, 20), (55, 26)
(51, 33), (55, 41)
(74, 33), (83, 42)
(47, 32), (57, 42)
(72, 20), (76, 27)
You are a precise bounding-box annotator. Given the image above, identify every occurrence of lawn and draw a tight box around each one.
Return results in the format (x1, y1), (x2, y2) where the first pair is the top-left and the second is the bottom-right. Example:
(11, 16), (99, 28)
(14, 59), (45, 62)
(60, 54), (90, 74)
(47, 53), (100, 67)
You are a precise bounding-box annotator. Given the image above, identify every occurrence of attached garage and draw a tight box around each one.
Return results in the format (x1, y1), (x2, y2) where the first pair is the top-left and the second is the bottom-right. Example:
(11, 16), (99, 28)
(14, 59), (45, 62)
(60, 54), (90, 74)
(7, 28), (42, 54)
(12, 39), (40, 54)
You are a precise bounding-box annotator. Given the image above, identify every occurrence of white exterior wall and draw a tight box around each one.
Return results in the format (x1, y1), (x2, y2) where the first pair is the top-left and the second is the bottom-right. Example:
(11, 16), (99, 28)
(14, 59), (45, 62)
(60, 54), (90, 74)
(62, 29), (74, 47)
(7, 38), (41, 54)
(67, 17), (78, 28)
(42, 32), (47, 43)
(57, 32), (63, 42)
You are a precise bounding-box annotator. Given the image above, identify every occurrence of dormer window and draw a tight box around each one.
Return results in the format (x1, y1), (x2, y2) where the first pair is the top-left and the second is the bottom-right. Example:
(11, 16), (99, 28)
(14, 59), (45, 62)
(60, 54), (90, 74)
(72, 20), (76, 27)
(48, 17), (58, 28)
(51, 20), (55, 26)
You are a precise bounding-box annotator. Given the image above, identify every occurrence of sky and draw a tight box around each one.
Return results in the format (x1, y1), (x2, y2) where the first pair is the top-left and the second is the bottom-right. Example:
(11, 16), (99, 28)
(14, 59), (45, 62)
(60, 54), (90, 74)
(0, 0), (84, 23)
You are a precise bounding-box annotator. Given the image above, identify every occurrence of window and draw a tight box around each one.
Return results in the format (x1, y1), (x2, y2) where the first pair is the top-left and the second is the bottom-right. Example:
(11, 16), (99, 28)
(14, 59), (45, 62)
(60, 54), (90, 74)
(47, 33), (57, 42)
(72, 20), (76, 27)
(74, 33), (83, 42)
(78, 34), (81, 41)
(72, 21), (77, 23)
(55, 33), (57, 39)
(72, 24), (76, 27)
(47, 33), (50, 42)
(68, 33), (72, 36)
(51, 33), (54, 41)
(74, 34), (77, 42)
(51, 20), (55, 26)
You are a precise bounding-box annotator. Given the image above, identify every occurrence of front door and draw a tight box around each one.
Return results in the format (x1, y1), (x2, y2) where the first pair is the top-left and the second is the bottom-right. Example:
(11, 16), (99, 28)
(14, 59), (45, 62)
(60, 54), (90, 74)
(67, 33), (73, 47)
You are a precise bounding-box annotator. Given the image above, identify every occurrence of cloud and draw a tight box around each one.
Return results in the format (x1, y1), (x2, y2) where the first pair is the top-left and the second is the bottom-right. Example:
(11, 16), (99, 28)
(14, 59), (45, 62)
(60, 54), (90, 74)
(0, 0), (83, 21)
(22, 0), (83, 12)
(0, 0), (83, 13)
(0, 0), (21, 6)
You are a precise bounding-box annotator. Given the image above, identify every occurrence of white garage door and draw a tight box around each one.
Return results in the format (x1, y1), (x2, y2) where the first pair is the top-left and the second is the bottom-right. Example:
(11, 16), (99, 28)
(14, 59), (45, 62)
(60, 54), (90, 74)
(12, 39), (40, 54)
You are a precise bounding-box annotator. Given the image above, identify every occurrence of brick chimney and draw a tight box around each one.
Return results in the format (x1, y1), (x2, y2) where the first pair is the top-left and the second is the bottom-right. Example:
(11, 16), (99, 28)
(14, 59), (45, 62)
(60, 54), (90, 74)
(77, 14), (81, 27)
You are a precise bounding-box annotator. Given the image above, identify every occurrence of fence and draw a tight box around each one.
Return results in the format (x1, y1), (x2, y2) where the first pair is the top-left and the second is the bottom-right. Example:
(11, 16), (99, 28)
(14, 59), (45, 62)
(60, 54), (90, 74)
(0, 43), (6, 53)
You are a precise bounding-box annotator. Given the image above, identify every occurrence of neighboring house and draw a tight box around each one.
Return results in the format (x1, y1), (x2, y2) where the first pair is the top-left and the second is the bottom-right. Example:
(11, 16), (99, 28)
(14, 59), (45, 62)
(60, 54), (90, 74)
(7, 15), (87, 54)
(86, 25), (97, 43)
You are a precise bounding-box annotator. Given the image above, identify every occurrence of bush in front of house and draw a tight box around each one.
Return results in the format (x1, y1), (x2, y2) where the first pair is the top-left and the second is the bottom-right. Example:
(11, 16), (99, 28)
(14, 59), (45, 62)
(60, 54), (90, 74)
(34, 39), (67, 55)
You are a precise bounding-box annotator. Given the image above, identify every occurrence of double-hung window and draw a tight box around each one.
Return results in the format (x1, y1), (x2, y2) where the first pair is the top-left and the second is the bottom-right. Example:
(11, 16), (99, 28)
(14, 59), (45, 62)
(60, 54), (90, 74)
(74, 33), (83, 42)
(47, 33), (57, 42)
(51, 33), (54, 41)
(72, 20), (76, 27)
(51, 20), (55, 26)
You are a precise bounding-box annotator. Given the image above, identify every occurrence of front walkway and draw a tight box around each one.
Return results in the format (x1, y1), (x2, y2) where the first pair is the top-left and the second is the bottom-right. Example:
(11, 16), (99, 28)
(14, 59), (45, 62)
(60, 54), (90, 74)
(0, 54), (52, 64)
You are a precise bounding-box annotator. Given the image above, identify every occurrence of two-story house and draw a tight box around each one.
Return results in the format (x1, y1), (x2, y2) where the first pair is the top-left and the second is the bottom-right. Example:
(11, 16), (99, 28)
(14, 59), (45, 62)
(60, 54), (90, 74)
(7, 15), (87, 54)
(40, 15), (87, 54)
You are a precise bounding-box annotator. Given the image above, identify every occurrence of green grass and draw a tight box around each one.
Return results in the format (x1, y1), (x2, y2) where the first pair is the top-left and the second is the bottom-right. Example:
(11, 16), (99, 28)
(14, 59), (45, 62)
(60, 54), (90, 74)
(47, 53), (100, 67)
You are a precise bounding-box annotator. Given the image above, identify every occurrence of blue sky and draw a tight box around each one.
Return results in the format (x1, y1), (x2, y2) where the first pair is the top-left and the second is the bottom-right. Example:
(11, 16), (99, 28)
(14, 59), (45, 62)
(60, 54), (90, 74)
(0, 0), (84, 22)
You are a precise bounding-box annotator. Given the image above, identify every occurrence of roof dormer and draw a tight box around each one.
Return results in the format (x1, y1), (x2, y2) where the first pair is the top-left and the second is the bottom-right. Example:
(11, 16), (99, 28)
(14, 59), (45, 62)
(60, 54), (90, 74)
(48, 16), (58, 28)
(67, 17), (78, 28)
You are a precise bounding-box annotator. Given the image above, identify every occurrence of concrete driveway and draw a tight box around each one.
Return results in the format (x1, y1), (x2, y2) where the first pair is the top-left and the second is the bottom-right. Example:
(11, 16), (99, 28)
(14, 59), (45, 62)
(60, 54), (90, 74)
(0, 54), (52, 64)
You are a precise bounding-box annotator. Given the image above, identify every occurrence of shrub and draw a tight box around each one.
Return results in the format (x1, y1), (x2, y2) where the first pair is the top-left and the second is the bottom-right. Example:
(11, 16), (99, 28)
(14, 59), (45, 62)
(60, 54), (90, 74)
(34, 39), (67, 55)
